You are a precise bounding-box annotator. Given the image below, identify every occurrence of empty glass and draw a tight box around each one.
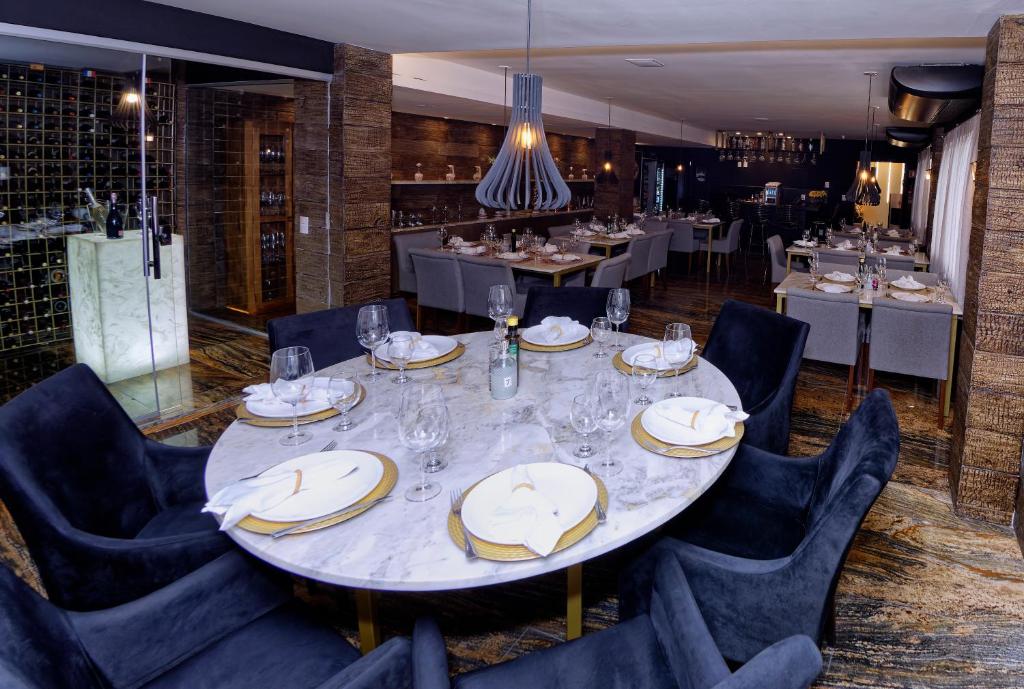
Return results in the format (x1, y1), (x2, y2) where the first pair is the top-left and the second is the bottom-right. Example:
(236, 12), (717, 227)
(327, 374), (360, 431)
(357, 304), (390, 381)
(438, 226), (449, 249)
(488, 284), (514, 341)
(591, 371), (630, 477)
(388, 334), (415, 385)
(398, 384), (449, 502)
(269, 346), (315, 446)
(631, 353), (657, 406)
(663, 323), (693, 397)
(606, 288), (630, 351)
(591, 317), (612, 358)
(570, 393), (598, 459)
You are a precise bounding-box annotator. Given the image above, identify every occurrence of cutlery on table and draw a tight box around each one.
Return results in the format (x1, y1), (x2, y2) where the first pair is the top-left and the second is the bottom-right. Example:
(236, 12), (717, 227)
(637, 437), (721, 457)
(270, 496), (393, 538)
(450, 489), (478, 560)
(581, 465), (607, 523)
(239, 440), (338, 481)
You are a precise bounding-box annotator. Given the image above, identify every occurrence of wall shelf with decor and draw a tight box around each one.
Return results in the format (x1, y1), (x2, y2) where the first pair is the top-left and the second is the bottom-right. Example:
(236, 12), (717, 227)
(391, 179), (595, 186)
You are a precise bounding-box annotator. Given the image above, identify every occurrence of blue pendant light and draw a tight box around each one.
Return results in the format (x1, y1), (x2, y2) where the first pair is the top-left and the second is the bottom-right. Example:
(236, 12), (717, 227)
(476, 0), (570, 211)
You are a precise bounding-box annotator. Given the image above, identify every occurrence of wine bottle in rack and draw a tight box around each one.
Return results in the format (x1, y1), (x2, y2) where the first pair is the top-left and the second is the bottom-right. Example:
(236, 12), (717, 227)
(105, 192), (123, 239)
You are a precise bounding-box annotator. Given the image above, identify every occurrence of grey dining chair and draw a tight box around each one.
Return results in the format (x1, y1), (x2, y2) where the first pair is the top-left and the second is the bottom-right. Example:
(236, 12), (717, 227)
(886, 270), (939, 286)
(647, 229), (672, 288)
(767, 234), (789, 284)
(667, 220), (698, 272)
(546, 224), (575, 239)
(786, 287), (863, 412)
(869, 254), (915, 272)
(868, 297), (954, 428)
(409, 248), (465, 330)
(699, 218), (743, 279)
(393, 232), (441, 294)
(625, 234), (655, 284)
(816, 248), (860, 267)
(590, 253), (631, 288)
(457, 254), (527, 318)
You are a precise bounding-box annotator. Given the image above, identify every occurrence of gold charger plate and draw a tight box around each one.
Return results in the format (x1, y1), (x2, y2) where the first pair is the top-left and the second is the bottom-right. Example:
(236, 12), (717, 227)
(631, 411), (744, 458)
(447, 472), (609, 562)
(235, 382), (365, 428)
(370, 342), (466, 370)
(520, 335), (592, 352)
(612, 351), (698, 378)
(236, 452), (397, 535)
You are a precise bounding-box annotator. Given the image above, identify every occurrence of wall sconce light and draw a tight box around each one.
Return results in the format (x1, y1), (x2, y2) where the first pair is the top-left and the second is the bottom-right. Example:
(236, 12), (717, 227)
(676, 164), (684, 172)
(971, 161), (977, 181)
(925, 169), (932, 181)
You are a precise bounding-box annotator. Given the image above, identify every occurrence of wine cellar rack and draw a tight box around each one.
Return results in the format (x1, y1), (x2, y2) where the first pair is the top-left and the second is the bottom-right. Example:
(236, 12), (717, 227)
(0, 61), (176, 353)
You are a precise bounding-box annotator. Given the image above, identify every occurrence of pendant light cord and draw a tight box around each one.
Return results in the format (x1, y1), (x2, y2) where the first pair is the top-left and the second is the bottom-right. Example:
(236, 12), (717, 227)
(863, 72), (874, 150)
(526, 0), (532, 74)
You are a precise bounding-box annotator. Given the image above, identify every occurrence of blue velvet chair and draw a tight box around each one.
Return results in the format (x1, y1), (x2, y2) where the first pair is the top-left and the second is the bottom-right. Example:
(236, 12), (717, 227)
(0, 364), (230, 611)
(435, 553), (821, 689)
(619, 390), (899, 663)
(0, 551), (450, 689)
(267, 298), (415, 368)
(521, 286), (620, 329)
(702, 299), (808, 455)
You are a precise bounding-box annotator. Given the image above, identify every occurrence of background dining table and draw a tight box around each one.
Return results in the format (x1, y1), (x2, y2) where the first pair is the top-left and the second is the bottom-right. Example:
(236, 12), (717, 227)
(785, 243), (931, 272)
(205, 330), (741, 653)
(438, 247), (604, 286)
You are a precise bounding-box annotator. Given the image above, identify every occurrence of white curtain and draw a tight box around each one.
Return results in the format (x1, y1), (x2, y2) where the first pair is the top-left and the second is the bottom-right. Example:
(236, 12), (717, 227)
(911, 146), (931, 241)
(930, 115), (979, 305)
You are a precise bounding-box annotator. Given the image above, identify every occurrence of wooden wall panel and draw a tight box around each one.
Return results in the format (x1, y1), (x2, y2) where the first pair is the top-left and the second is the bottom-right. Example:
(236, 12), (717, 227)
(594, 128), (636, 220)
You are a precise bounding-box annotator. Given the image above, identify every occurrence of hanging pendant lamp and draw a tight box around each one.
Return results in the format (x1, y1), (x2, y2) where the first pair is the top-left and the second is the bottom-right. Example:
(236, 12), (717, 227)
(475, 0), (570, 211)
(596, 98), (619, 185)
(849, 72), (881, 206)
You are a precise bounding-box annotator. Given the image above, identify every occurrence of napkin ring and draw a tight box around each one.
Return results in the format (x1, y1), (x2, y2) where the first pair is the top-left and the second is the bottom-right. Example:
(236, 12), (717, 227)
(512, 482), (535, 492)
(292, 470), (303, 495)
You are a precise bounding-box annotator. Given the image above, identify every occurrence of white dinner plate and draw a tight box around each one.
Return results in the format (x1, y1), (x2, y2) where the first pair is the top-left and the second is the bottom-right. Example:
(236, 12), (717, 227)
(640, 397), (738, 446)
(497, 252), (528, 262)
(251, 450), (384, 522)
(521, 322), (590, 346)
(244, 377), (334, 418)
(461, 463), (597, 546)
(550, 253), (579, 263)
(889, 280), (926, 291)
(890, 291), (931, 303)
(375, 335), (457, 363)
(825, 271), (856, 283)
(815, 283), (854, 294)
(622, 341), (694, 370)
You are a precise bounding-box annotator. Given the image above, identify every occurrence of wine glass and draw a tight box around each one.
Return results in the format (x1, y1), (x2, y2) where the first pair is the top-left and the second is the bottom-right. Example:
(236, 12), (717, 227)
(937, 278), (949, 304)
(388, 334), (415, 385)
(398, 384), (448, 502)
(327, 374), (360, 431)
(269, 346), (315, 446)
(488, 285), (514, 341)
(570, 393), (598, 459)
(591, 317), (611, 358)
(663, 323), (692, 397)
(357, 304), (390, 381)
(438, 226), (449, 250)
(631, 353), (658, 406)
(591, 371), (630, 477)
(606, 288), (630, 351)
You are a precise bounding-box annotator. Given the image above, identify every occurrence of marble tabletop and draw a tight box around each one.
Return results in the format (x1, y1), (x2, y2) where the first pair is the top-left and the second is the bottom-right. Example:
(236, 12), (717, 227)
(205, 330), (741, 593)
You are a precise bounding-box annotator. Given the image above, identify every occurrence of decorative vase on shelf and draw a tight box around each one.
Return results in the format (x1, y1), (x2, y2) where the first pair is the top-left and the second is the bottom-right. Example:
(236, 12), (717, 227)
(414, 163), (423, 182)
(445, 165), (456, 181)
(472, 165), (482, 182)
(568, 166), (575, 180)
(581, 168), (589, 181)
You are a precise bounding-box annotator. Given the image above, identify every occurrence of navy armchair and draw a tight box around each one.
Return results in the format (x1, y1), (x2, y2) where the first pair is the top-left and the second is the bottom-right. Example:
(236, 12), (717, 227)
(267, 298), (415, 368)
(702, 299), (808, 455)
(0, 364), (229, 610)
(0, 551), (449, 689)
(440, 553), (821, 689)
(620, 390), (899, 663)
(521, 286), (616, 328)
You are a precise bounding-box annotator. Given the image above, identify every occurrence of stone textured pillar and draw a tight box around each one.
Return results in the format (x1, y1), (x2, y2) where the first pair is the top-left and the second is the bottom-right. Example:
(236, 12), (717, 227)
(594, 128), (635, 220)
(292, 45), (392, 313)
(950, 15), (1024, 525)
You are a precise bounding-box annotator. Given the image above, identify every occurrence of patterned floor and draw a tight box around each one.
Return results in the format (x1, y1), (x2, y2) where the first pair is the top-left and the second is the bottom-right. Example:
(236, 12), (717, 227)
(2, 255), (1022, 687)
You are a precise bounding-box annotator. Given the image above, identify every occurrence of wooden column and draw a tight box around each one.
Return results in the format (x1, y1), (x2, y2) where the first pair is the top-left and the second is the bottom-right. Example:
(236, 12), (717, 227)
(950, 15), (1024, 525)
(594, 128), (635, 221)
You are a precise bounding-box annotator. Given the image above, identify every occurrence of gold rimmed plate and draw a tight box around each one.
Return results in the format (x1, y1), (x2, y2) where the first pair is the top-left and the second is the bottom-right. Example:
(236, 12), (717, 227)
(236, 452), (397, 535)
(630, 412), (744, 458)
(520, 336), (592, 352)
(235, 382), (365, 428)
(612, 351), (698, 378)
(447, 471), (608, 562)
(370, 343), (466, 370)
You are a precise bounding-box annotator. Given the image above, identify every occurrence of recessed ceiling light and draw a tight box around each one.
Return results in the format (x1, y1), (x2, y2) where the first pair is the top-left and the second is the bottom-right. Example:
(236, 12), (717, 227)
(412, 76), (426, 81)
(625, 58), (665, 68)
(754, 117), (770, 121)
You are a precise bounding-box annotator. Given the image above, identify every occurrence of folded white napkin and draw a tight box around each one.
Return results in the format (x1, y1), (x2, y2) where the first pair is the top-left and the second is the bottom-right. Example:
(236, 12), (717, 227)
(497, 251), (528, 260)
(704, 217), (721, 223)
(243, 378), (331, 418)
(458, 245), (486, 255)
(203, 456), (359, 530)
(588, 223), (605, 232)
(579, 230), (595, 237)
(537, 316), (579, 343)
(836, 240), (854, 250)
(388, 331), (440, 359)
(883, 246), (902, 255)
(542, 243), (558, 254)
(892, 275), (924, 290)
(608, 231), (630, 239)
(488, 465), (562, 556)
(629, 340), (694, 369)
(816, 283), (851, 293)
(449, 236), (465, 246)
(887, 229), (900, 237)
(653, 399), (748, 439)
(551, 253), (578, 262)
(825, 271), (855, 282)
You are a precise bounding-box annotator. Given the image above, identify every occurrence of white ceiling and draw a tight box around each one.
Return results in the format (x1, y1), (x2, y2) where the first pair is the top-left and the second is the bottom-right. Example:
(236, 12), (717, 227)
(152, 0), (1014, 138)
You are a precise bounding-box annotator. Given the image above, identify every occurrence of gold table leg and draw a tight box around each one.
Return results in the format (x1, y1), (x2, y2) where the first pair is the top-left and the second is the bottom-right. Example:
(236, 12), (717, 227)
(355, 588), (380, 654)
(605, 245), (612, 258)
(776, 293), (784, 314)
(567, 563), (583, 640)
(945, 316), (958, 418)
(786, 252), (792, 274)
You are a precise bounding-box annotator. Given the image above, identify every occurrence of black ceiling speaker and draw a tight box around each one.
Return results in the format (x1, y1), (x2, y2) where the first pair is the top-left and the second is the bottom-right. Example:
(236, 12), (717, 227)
(885, 126), (932, 148)
(888, 65), (983, 125)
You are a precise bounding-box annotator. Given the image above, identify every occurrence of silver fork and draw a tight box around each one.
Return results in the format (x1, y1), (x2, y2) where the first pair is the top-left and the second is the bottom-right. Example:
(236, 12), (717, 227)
(637, 437), (721, 457)
(239, 440), (338, 480)
(582, 465), (607, 523)
(450, 489), (478, 560)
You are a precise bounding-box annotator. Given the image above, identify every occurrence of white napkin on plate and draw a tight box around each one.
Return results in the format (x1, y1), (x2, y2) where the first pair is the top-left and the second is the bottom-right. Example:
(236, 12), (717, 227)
(608, 231), (630, 239)
(537, 316), (579, 343)
(816, 283), (850, 293)
(629, 340), (694, 369)
(552, 253), (578, 262)
(892, 275), (924, 290)
(825, 271), (854, 282)
(243, 378), (331, 417)
(883, 246), (902, 255)
(704, 217), (721, 223)
(542, 243), (558, 253)
(887, 229), (900, 237)
(579, 230), (595, 237)
(203, 456), (359, 530)
(497, 251), (528, 260)
(836, 240), (854, 250)
(653, 399), (748, 439)
(487, 465), (562, 556)
(449, 236), (465, 246)
(458, 245), (486, 255)
(388, 331), (440, 359)
(794, 239), (816, 248)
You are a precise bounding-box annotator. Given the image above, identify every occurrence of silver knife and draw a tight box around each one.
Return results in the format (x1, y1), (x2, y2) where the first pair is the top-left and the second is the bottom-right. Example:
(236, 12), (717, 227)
(270, 496), (392, 538)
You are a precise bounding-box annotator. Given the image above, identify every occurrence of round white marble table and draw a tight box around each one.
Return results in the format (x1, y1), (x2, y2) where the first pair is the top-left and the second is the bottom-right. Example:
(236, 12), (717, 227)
(206, 330), (741, 649)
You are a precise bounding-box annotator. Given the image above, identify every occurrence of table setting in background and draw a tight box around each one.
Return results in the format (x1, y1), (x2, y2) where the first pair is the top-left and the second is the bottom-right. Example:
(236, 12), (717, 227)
(796, 252), (953, 305)
(785, 225), (929, 273)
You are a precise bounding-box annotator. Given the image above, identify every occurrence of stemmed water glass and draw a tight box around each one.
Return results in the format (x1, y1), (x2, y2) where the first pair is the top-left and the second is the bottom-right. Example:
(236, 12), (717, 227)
(388, 334), (414, 385)
(570, 393), (598, 459)
(606, 288), (630, 351)
(809, 251), (820, 283)
(398, 384), (449, 502)
(488, 284), (514, 341)
(438, 226), (449, 250)
(631, 353), (658, 406)
(269, 346), (315, 447)
(591, 317), (611, 358)
(357, 304), (390, 381)
(663, 323), (692, 397)
(326, 374), (360, 431)
(591, 371), (630, 477)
